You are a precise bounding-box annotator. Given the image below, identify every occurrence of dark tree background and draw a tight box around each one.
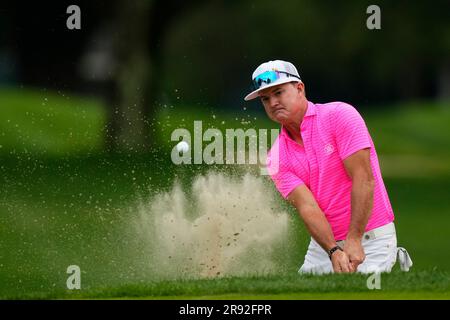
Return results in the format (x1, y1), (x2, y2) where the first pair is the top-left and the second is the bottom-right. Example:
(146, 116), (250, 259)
(1, 0), (449, 151)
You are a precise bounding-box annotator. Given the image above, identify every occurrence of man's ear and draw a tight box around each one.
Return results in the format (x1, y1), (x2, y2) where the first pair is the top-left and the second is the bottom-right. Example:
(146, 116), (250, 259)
(297, 82), (305, 95)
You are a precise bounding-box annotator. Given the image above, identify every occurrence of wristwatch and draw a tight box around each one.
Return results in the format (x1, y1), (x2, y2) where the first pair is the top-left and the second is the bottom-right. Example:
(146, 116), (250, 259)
(328, 245), (343, 260)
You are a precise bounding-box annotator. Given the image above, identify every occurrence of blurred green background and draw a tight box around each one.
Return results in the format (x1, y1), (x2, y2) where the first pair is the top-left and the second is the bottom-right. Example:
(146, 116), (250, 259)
(0, 0), (449, 298)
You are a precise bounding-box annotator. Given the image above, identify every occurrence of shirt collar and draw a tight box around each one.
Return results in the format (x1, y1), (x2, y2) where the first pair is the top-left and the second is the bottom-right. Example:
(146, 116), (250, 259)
(280, 100), (316, 139)
(304, 100), (316, 118)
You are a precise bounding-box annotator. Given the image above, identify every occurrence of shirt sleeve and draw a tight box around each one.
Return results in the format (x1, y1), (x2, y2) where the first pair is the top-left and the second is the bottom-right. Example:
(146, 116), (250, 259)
(333, 103), (371, 160)
(267, 143), (305, 199)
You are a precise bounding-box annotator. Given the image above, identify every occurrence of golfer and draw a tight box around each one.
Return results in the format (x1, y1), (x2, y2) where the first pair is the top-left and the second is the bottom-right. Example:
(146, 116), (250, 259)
(244, 60), (413, 274)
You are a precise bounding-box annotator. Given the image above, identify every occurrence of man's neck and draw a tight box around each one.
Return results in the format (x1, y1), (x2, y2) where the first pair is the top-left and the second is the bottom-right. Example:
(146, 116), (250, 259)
(283, 101), (308, 145)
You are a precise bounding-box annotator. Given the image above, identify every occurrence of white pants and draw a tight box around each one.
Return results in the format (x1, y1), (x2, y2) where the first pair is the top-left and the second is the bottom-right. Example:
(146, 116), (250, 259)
(299, 223), (413, 274)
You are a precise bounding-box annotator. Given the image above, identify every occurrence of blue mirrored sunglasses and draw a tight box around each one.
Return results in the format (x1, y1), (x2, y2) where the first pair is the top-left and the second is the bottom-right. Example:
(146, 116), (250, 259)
(253, 70), (300, 90)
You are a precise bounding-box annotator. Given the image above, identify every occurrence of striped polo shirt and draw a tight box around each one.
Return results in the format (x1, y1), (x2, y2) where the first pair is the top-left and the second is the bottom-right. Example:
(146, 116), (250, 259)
(267, 100), (394, 240)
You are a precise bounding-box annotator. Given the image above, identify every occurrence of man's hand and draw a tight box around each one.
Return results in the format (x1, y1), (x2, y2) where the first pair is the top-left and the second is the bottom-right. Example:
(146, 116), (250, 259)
(330, 249), (354, 273)
(343, 238), (366, 271)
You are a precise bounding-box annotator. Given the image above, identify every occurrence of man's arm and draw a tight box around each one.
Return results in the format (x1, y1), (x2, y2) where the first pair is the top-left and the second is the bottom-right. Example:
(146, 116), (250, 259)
(287, 184), (353, 273)
(343, 148), (375, 269)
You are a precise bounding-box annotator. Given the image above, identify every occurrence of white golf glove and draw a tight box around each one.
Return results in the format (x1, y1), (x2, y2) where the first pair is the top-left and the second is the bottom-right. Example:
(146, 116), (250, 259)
(397, 247), (413, 272)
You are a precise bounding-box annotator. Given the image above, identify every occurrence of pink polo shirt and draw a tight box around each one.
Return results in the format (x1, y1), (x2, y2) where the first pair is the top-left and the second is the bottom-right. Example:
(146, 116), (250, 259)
(267, 101), (394, 241)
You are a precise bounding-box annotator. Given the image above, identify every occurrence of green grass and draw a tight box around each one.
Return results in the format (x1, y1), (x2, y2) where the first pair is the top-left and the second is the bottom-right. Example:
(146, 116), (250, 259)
(147, 291), (449, 300)
(0, 86), (106, 155)
(0, 87), (450, 299)
(3, 270), (449, 300)
(1, 153), (448, 298)
(364, 101), (450, 157)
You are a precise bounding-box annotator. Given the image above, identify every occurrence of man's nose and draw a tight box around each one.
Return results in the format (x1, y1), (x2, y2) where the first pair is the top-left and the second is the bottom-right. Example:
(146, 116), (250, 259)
(268, 96), (279, 108)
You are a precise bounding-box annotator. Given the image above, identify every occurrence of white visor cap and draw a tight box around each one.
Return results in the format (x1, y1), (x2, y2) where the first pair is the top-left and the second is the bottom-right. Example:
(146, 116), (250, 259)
(244, 60), (302, 101)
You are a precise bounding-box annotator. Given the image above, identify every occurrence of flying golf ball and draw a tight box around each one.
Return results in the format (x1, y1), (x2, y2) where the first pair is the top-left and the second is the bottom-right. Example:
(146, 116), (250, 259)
(176, 141), (190, 153)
